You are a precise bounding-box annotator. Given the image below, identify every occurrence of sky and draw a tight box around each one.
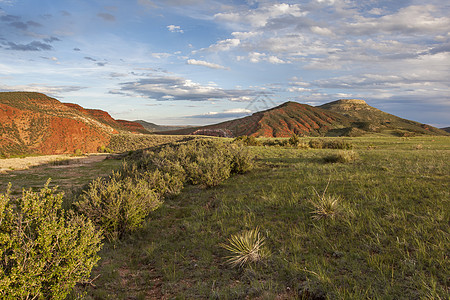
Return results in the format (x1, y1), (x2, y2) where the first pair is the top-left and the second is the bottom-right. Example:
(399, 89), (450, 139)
(0, 0), (449, 127)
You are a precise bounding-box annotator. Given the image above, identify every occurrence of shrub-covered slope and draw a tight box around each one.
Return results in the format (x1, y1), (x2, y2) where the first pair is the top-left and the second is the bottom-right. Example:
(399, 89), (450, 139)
(319, 99), (448, 136)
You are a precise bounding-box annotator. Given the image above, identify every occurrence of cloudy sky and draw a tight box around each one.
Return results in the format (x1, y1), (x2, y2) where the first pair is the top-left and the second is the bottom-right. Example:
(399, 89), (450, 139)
(0, 0), (449, 127)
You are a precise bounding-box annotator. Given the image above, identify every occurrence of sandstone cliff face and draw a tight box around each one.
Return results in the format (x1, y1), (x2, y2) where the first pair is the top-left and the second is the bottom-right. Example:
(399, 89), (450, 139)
(0, 92), (146, 156)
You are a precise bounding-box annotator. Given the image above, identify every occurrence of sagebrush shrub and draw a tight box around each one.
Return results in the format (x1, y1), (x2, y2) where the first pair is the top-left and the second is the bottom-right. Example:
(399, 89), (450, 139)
(0, 183), (102, 299)
(75, 172), (162, 241)
(233, 136), (261, 146)
(324, 150), (359, 163)
(145, 139), (254, 187)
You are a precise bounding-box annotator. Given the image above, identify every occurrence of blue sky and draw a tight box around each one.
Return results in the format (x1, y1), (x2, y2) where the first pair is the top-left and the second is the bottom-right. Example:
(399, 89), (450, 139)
(0, 0), (449, 127)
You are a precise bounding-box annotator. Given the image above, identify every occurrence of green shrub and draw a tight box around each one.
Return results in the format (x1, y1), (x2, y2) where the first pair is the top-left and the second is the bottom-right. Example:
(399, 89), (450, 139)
(144, 139), (254, 188)
(0, 183), (102, 299)
(323, 150), (359, 163)
(309, 139), (324, 149)
(233, 136), (261, 146)
(308, 139), (353, 150)
(75, 173), (162, 241)
(323, 139), (353, 150)
(289, 134), (300, 146)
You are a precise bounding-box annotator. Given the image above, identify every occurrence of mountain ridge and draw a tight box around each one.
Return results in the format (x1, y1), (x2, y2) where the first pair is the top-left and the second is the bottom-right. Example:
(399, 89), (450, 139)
(0, 92), (148, 156)
(163, 99), (448, 138)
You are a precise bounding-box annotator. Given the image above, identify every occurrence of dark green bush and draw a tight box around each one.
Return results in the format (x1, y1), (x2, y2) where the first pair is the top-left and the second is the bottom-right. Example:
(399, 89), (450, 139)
(309, 139), (324, 149)
(0, 183), (102, 299)
(75, 172), (162, 241)
(289, 134), (300, 146)
(323, 139), (353, 150)
(144, 139), (254, 187)
(323, 150), (359, 163)
(309, 139), (353, 149)
(233, 136), (261, 146)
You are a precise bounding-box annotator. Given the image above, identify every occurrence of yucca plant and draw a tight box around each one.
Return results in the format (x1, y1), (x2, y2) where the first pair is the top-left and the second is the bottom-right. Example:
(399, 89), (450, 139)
(220, 227), (269, 268)
(310, 181), (341, 219)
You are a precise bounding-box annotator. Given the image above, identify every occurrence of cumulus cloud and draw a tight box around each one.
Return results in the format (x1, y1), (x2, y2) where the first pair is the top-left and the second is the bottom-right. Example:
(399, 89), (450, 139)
(194, 38), (240, 53)
(115, 75), (254, 101)
(215, 3), (306, 29)
(167, 25), (183, 33)
(187, 59), (229, 70)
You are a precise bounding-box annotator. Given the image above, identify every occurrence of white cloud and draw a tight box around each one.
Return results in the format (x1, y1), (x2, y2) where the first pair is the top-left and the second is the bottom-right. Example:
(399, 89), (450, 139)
(116, 75), (255, 101)
(152, 52), (172, 59)
(310, 26), (333, 36)
(215, 3), (306, 29)
(344, 5), (450, 35)
(167, 25), (184, 33)
(187, 59), (229, 70)
(0, 83), (85, 96)
(194, 38), (240, 53)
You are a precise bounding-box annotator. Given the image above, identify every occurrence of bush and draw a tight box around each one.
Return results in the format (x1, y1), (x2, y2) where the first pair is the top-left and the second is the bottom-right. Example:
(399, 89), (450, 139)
(309, 139), (353, 150)
(233, 136), (261, 146)
(75, 173), (162, 241)
(323, 150), (359, 163)
(145, 139), (254, 187)
(0, 183), (102, 299)
(309, 139), (324, 149)
(289, 134), (300, 146)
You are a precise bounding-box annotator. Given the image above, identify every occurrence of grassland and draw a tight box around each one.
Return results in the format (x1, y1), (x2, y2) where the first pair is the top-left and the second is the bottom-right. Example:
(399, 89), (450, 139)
(57, 135), (447, 299)
(1, 135), (448, 299)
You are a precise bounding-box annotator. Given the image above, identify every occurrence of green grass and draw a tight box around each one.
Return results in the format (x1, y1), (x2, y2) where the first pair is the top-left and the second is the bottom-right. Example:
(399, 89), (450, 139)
(68, 136), (450, 299)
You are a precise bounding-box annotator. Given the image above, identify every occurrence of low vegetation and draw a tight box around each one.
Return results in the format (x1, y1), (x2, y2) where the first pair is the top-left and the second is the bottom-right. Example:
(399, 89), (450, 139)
(0, 182), (102, 299)
(1, 136), (449, 299)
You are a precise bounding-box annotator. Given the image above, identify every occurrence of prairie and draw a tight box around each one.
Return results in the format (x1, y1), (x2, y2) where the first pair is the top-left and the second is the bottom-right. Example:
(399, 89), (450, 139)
(1, 135), (449, 299)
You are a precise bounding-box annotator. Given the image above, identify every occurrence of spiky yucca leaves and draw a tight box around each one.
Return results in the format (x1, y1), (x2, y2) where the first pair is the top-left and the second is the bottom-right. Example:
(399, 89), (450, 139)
(220, 227), (269, 268)
(310, 181), (341, 219)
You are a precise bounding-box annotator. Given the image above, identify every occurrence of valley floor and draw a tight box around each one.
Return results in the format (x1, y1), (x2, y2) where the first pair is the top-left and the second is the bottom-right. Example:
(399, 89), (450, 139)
(71, 136), (449, 299)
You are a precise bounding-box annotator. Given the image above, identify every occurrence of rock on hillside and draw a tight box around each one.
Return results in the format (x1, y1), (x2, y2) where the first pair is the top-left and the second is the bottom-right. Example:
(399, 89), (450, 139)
(0, 92), (146, 156)
(319, 99), (448, 136)
(163, 101), (355, 137)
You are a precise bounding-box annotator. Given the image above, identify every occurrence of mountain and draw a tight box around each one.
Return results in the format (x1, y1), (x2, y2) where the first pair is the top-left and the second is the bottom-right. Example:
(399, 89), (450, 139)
(0, 92), (148, 156)
(163, 101), (356, 137)
(319, 99), (448, 136)
(441, 127), (450, 133)
(163, 100), (448, 138)
(134, 120), (192, 132)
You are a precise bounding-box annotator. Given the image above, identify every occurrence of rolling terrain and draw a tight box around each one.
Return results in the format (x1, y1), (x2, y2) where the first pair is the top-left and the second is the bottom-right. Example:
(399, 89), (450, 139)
(134, 120), (192, 132)
(164, 99), (448, 138)
(319, 99), (447, 136)
(0, 92), (148, 156)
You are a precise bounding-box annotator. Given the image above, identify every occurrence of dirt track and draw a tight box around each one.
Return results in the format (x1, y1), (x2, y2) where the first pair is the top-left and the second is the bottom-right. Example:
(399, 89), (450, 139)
(0, 154), (110, 173)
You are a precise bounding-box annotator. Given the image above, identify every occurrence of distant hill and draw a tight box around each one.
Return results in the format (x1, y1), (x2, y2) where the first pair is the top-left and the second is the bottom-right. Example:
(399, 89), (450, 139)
(164, 100), (448, 138)
(319, 99), (448, 136)
(441, 127), (450, 133)
(134, 120), (192, 132)
(163, 101), (356, 137)
(0, 92), (148, 156)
